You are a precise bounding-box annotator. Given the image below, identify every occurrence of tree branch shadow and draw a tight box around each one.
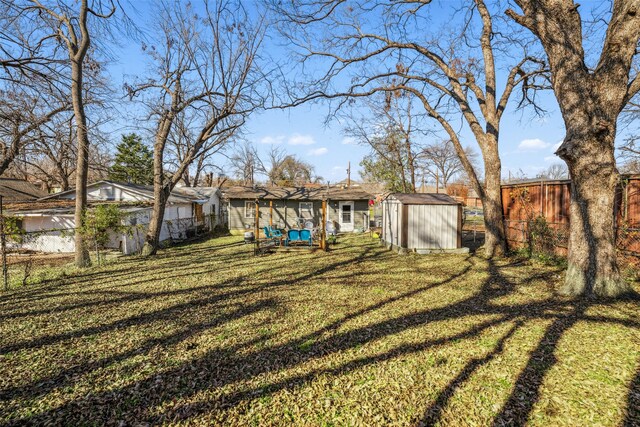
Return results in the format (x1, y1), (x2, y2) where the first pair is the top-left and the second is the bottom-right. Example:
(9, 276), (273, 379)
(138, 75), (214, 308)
(2, 237), (638, 426)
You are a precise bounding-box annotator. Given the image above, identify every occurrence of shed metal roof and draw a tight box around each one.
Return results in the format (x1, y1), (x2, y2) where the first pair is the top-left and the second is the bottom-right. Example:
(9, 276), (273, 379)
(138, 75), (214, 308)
(386, 193), (460, 205)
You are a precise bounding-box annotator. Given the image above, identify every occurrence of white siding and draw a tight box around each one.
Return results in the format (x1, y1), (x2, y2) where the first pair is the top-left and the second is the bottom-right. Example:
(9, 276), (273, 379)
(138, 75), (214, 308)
(56, 183), (150, 202)
(407, 204), (458, 249)
(18, 215), (76, 252)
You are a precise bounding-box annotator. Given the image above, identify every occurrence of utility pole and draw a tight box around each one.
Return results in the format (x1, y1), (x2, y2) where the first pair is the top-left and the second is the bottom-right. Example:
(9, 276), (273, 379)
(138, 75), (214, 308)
(435, 171), (439, 194)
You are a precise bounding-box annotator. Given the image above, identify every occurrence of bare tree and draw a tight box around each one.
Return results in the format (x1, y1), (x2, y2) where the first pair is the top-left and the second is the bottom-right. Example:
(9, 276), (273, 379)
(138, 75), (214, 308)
(343, 91), (425, 192)
(264, 145), (286, 185)
(21, 0), (119, 267)
(0, 3), (72, 177)
(0, 90), (70, 176)
(507, 0), (640, 297)
(127, 0), (267, 256)
(229, 142), (263, 186)
(618, 136), (640, 173)
(420, 140), (479, 190)
(269, 155), (317, 186)
(166, 110), (225, 187)
(0, 0), (67, 86)
(273, 0), (548, 257)
(259, 145), (319, 186)
(537, 163), (568, 180)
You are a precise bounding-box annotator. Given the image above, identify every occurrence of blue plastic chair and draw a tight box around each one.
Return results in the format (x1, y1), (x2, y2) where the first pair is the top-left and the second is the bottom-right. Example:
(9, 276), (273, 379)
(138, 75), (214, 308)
(269, 226), (283, 238)
(299, 229), (313, 246)
(286, 229), (300, 246)
(264, 226), (283, 246)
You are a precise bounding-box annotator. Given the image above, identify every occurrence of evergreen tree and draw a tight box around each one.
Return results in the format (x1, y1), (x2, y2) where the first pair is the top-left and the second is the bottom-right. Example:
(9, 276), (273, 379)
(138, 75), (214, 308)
(108, 134), (154, 185)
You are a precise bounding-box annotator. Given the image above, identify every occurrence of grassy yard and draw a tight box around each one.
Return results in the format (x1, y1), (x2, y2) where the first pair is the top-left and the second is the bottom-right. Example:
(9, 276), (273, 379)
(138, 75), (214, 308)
(1, 235), (639, 426)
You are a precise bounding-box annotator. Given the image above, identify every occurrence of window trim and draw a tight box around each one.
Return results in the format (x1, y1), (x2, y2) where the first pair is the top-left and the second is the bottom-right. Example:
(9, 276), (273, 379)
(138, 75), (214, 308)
(244, 201), (255, 218)
(299, 201), (314, 219)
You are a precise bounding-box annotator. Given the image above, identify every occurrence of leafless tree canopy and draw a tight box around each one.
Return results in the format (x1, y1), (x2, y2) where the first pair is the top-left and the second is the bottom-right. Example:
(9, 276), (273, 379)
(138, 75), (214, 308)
(420, 140), (479, 188)
(229, 142), (262, 186)
(272, 0), (549, 256)
(126, 0), (268, 255)
(342, 91), (427, 193)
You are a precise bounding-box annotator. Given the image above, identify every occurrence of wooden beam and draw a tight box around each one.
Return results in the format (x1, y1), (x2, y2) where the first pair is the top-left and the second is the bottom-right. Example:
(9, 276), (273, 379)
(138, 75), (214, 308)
(321, 198), (327, 251)
(254, 199), (259, 255)
(401, 204), (409, 249)
(269, 200), (273, 227)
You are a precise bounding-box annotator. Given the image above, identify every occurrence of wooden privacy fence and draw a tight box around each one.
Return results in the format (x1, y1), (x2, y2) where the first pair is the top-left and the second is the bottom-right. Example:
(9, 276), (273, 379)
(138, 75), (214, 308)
(501, 175), (640, 261)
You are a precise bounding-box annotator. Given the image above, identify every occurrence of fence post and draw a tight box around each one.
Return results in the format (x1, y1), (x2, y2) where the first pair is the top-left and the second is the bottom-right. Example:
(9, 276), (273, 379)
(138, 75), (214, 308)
(1, 195), (7, 290)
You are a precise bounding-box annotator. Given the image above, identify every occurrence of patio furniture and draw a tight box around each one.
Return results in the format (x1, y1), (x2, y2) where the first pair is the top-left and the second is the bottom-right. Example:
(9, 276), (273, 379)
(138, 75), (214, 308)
(269, 226), (284, 239)
(285, 229), (300, 246)
(263, 226), (284, 246)
(285, 229), (313, 247)
(299, 229), (313, 246)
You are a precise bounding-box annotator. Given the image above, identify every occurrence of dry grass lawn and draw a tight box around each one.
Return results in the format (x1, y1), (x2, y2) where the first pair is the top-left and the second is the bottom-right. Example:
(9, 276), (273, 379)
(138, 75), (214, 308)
(0, 234), (639, 426)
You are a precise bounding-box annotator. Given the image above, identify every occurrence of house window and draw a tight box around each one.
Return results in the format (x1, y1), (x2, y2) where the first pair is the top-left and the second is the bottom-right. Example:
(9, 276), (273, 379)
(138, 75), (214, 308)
(299, 202), (314, 219)
(244, 201), (256, 218)
(341, 203), (352, 223)
(99, 187), (113, 200)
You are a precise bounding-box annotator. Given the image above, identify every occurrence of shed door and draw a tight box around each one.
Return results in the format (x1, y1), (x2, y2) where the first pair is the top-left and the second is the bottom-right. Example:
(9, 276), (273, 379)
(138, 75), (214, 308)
(339, 201), (354, 232)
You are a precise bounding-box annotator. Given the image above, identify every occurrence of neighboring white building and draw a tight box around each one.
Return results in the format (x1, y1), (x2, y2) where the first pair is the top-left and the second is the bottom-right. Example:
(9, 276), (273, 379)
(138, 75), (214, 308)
(6, 181), (222, 255)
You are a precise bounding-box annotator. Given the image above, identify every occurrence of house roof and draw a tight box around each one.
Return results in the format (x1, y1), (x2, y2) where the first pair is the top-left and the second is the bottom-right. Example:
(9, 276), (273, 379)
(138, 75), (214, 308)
(40, 180), (219, 204)
(3, 200), (152, 216)
(0, 178), (48, 201)
(386, 193), (461, 205)
(222, 185), (373, 201)
(172, 186), (220, 201)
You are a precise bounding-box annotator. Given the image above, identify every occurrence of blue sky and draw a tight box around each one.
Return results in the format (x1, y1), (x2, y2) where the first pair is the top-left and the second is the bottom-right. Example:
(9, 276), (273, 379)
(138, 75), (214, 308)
(105, 0), (636, 184)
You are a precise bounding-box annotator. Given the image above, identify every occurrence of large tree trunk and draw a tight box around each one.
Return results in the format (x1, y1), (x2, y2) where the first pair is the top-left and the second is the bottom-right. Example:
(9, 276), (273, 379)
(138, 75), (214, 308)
(482, 144), (506, 258)
(141, 184), (171, 256)
(71, 58), (91, 267)
(558, 128), (630, 297)
(142, 118), (175, 256)
(505, 0), (640, 300)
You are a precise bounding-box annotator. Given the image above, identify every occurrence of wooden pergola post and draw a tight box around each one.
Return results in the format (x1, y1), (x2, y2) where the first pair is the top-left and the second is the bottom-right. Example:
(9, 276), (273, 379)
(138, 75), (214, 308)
(321, 198), (328, 251)
(269, 200), (273, 228)
(254, 199), (260, 255)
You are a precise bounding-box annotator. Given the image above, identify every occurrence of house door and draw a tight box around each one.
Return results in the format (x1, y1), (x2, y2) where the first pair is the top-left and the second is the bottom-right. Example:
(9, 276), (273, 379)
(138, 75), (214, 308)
(339, 201), (354, 232)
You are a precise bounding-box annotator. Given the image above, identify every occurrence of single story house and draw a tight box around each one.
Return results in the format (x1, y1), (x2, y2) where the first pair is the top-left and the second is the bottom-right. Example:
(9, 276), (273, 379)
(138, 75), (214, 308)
(381, 193), (466, 254)
(222, 185), (374, 234)
(5, 181), (222, 254)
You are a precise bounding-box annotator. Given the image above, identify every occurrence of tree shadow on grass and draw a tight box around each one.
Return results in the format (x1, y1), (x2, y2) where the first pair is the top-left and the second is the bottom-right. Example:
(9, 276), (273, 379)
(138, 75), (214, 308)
(625, 364), (640, 426)
(0, 238), (248, 305)
(419, 319), (524, 426)
(2, 240), (639, 426)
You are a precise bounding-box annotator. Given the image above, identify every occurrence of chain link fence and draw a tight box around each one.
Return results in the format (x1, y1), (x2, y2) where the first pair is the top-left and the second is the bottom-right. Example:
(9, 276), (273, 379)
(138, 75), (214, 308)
(504, 219), (640, 266)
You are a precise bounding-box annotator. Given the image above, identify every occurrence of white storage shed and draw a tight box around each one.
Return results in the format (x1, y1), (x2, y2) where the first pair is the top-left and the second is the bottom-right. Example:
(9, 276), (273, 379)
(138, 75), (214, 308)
(381, 193), (466, 254)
